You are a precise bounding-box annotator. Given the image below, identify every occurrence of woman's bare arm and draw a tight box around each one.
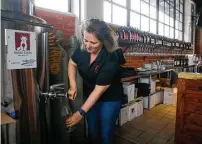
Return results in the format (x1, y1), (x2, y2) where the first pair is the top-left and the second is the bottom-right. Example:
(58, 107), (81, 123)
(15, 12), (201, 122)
(81, 85), (109, 113)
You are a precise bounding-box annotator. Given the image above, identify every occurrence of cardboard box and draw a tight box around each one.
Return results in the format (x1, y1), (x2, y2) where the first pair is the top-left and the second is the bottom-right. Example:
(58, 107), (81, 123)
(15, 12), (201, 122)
(163, 88), (178, 106)
(123, 83), (135, 102)
(155, 91), (164, 105)
(128, 103), (137, 121)
(144, 95), (156, 109)
(117, 106), (129, 126)
(136, 99), (143, 117)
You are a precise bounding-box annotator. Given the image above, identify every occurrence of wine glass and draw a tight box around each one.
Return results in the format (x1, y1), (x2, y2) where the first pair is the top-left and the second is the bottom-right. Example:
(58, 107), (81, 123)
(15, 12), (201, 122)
(61, 105), (76, 132)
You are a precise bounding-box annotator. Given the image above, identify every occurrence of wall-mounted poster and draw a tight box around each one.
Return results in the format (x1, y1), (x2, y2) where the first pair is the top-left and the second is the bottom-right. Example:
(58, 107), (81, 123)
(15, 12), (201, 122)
(5, 29), (37, 69)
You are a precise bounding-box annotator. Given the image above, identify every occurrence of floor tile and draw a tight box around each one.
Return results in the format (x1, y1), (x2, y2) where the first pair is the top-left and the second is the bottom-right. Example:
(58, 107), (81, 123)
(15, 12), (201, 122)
(157, 130), (174, 140)
(163, 114), (175, 119)
(127, 128), (144, 137)
(150, 123), (167, 131)
(164, 123), (175, 131)
(155, 112), (167, 117)
(139, 131), (155, 142)
(115, 126), (131, 136)
(135, 137), (150, 144)
(145, 128), (160, 135)
(166, 141), (175, 144)
(156, 118), (171, 125)
(151, 136), (167, 144)
(168, 134), (175, 142)
(115, 136), (137, 144)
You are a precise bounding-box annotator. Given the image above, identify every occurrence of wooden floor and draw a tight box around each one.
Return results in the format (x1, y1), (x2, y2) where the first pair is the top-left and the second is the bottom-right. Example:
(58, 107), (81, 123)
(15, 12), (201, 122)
(115, 104), (176, 144)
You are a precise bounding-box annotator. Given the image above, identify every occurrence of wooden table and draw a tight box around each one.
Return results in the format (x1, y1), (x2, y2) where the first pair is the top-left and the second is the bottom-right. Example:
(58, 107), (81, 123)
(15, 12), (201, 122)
(1, 113), (16, 125)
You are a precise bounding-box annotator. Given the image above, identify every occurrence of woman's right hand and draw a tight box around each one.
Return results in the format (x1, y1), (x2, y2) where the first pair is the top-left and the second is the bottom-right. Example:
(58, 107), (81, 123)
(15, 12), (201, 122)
(68, 86), (77, 100)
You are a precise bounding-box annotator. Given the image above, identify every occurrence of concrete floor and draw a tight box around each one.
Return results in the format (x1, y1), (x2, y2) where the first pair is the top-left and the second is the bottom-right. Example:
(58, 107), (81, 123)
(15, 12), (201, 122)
(115, 104), (176, 144)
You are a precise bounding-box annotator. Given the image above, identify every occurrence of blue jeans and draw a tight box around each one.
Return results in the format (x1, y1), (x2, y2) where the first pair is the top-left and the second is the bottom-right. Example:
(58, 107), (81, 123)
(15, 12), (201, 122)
(84, 97), (121, 144)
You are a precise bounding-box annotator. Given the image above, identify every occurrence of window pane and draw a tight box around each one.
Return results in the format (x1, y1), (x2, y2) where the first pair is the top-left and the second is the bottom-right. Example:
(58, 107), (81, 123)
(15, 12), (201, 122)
(143, 0), (149, 3)
(170, 27), (174, 38)
(170, 0), (174, 6)
(176, 10), (180, 21)
(175, 20), (179, 29)
(165, 14), (169, 25)
(170, 6), (174, 17)
(180, 13), (183, 22)
(175, 29), (179, 39)
(159, 11), (164, 23)
(165, 25), (169, 37)
(150, 19), (157, 34)
(141, 1), (149, 16)
(150, 6), (156, 19)
(179, 22), (183, 30)
(150, 0), (157, 7)
(112, 0), (126, 7)
(81, 0), (85, 21)
(35, 0), (68, 12)
(165, 2), (169, 15)
(158, 22), (164, 36)
(130, 12), (140, 29)
(104, 1), (111, 23)
(176, 0), (180, 10)
(159, 1), (164, 12)
(179, 31), (182, 40)
(141, 16), (149, 31)
(170, 17), (174, 27)
(131, 0), (140, 12)
(180, 3), (183, 12)
(73, 0), (79, 18)
(112, 5), (127, 25)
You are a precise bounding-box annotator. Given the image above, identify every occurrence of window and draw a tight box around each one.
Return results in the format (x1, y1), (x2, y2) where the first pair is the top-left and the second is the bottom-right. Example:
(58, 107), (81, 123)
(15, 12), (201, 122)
(112, 5), (127, 26)
(175, 0), (184, 40)
(81, 0), (85, 21)
(130, 0), (158, 33)
(112, 0), (126, 7)
(141, 16), (149, 31)
(104, 0), (127, 26)
(150, 19), (157, 34)
(131, 0), (140, 12)
(130, 12), (140, 29)
(35, 0), (69, 12)
(159, 22), (164, 36)
(150, 6), (157, 19)
(141, 1), (149, 16)
(104, 1), (111, 23)
(103, 0), (185, 40)
(72, 0), (85, 22)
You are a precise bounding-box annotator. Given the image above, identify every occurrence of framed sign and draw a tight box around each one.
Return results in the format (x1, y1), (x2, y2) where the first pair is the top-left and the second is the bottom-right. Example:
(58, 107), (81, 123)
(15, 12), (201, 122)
(5, 29), (37, 69)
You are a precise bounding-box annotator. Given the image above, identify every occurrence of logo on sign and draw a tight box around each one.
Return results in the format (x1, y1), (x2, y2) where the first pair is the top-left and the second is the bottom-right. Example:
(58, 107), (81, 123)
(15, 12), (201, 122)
(14, 32), (32, 54)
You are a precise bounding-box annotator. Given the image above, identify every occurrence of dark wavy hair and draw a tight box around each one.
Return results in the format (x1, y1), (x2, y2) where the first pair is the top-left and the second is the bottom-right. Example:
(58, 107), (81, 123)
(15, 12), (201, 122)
(76, 18), (118, 53)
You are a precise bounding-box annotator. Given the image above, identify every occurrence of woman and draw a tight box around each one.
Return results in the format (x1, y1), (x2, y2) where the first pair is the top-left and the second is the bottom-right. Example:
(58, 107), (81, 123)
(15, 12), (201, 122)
(66, 18), (122, 144)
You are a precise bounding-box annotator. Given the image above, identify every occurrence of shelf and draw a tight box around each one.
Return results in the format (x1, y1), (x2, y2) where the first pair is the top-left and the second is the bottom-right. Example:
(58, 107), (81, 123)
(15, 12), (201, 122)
(121, 69), (174, 82)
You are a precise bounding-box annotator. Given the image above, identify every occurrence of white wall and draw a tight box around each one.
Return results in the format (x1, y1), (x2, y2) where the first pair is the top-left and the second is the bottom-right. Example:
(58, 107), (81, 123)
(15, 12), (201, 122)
(86, 0), (103, 20)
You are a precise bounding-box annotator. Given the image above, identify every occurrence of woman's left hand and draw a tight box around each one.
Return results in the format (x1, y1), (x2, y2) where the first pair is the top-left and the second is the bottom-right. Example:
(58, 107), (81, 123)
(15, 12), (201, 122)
(65, 111), (83, 128)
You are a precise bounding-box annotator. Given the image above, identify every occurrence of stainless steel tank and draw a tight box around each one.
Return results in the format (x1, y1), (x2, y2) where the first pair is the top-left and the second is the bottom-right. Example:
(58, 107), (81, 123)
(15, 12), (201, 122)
(1, 7), (53, 144)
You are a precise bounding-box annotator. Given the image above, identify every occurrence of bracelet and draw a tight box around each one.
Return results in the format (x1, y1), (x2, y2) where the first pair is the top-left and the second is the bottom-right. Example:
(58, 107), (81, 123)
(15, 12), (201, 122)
(78, 108), (86, 117)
